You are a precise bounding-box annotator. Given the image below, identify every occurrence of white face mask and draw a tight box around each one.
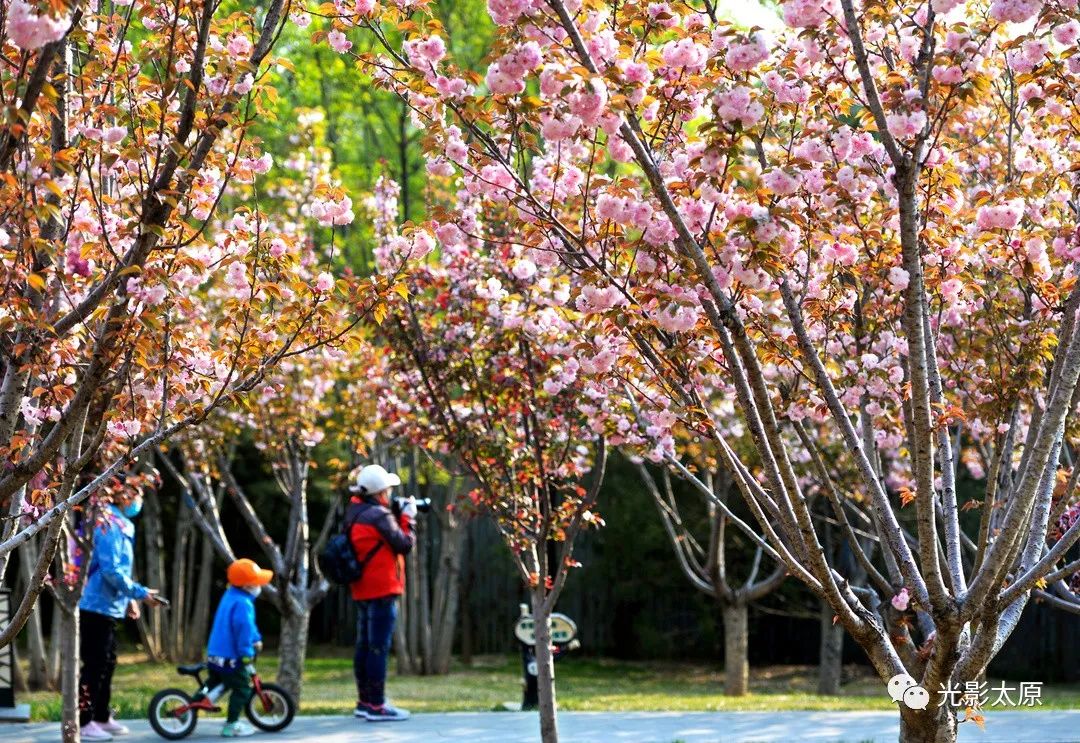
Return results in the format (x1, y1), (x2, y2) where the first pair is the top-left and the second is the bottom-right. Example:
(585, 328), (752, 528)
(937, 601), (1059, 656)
(244, 585), (262, 598)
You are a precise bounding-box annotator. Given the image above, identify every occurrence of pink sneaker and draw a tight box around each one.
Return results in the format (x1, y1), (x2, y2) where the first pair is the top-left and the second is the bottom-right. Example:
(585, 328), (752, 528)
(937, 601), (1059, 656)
(101, 717), (131, 735)
(80, 721), (114, 741)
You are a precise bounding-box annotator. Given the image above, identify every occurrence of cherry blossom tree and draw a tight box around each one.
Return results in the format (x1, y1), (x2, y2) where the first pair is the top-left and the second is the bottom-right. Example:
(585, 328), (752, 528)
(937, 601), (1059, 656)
(636, 459), (785, 696)
(325, 0), (1080, 739)
(368, 179), (609, 741)
(0, 0), (401, 663)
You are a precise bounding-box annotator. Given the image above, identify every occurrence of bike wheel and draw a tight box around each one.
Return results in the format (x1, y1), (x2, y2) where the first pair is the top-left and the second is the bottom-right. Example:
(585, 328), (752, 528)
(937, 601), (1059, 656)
(245, 681), (295, 732)
(148, 688), (198, 740)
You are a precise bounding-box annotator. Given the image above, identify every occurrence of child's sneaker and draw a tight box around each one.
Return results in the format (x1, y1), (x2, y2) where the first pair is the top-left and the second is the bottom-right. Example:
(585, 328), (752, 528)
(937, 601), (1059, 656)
(354, 701), (373, 718)
(222, 721), (256, 737)
(100, 717), (130, 735)
(80, 722), (115, 741)
(362, 702), (410, 722)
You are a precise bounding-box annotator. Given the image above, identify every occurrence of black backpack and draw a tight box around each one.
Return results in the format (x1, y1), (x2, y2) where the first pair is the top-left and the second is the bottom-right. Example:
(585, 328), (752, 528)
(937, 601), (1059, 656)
(318, 503), (382, 585)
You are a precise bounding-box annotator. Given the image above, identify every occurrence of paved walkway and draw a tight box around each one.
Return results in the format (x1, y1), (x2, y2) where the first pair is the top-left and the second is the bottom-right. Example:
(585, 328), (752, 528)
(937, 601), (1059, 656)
(6, 711), (1080, 743)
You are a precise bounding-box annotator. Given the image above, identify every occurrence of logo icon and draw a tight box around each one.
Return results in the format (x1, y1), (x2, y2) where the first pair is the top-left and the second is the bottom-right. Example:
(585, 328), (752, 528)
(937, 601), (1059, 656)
(888, 673), (930, 709)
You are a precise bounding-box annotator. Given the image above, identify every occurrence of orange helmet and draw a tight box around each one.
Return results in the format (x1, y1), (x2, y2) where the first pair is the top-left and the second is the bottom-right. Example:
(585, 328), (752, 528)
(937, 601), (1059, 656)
(227, 558), (274, 588)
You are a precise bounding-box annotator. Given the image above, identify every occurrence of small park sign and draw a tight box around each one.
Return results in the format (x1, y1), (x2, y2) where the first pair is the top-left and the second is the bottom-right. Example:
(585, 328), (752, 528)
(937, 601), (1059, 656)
(514, 612), (577, 646)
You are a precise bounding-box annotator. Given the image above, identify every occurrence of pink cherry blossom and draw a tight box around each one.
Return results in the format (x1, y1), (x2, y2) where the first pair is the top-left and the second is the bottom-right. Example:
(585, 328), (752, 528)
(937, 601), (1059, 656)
(763, 169), (801, 195)
(782, 0), (839, 28)
(66, 248), (91, 277)
(660, 38), (708, 72)
(975, 199), (1024, 231)
(885, 110), (926, 140)
(724, 33), (769, 72)
(888, 267), (910, 290)
(310, 194), (354, 225)
(102, 126), (127, 144)
(314, 272), (334, 293)
(714, 87), (764, 127)
(7, 0), (69, 50)
(891, 588), (911, 611)
(1053, 20), (1080, 47)
(327, 30), (352, 54)
(512, 258), (538, 281)
(988, 0), (1042, 23)
(227, 33), (253, 58)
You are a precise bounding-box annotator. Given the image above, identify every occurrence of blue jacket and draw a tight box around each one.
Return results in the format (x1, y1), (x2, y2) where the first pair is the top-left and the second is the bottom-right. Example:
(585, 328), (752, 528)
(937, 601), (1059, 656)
(206, 587), (262, 661)
(80, 505), (149, 619)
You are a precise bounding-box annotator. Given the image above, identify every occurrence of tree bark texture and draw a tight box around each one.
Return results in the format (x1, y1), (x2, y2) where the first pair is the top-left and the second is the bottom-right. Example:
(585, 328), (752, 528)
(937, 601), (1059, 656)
(531, 588), (559, 743)
(817, 600), (844, 695)
(722, 601), (749, 697)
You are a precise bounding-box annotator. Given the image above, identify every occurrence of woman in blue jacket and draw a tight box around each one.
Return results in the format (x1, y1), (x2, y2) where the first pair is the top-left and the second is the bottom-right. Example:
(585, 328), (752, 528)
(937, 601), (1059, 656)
(78, 492), (163, 742)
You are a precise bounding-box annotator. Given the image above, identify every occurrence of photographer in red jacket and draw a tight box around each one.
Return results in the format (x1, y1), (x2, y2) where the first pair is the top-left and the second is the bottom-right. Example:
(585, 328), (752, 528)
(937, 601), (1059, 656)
(347, 464), (416, 722)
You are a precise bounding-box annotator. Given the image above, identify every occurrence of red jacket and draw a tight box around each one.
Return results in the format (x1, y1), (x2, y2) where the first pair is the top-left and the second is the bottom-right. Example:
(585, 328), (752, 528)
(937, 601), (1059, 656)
(347, 497), (415, 601)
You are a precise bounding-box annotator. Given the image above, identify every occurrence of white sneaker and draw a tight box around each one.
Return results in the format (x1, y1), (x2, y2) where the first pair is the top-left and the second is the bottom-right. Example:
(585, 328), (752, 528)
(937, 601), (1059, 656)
(222, 720), (256, 737)
(80, 721), (115, 741)
(100, 718), (130, 736)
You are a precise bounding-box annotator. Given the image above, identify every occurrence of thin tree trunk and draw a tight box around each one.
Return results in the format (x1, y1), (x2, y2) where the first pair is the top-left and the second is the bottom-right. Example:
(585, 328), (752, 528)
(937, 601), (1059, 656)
(817, 600), (844, 695)
(142, 481), (167, 658)
(169, 509), (192, 660)
(59, 604), (80, 743)
(899, 705), (958, 743)
(406, 523), (421, 671)
(19, 538), (50, 689)
(722, 601), (749, 696)
(531, 588), (558, 743)
(431, 523), (463, 674)
(459, 527), (473, 667)
(184, 531), (214, 660)
(276, 607), (311, 702)
(12, 645), (27, 693)
(48, 602), (62, 688)
(393, 610), (414, 675)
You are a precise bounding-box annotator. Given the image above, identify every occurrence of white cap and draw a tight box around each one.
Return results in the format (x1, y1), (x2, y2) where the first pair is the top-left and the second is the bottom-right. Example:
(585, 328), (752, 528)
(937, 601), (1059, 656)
(349, 464), (401, 495)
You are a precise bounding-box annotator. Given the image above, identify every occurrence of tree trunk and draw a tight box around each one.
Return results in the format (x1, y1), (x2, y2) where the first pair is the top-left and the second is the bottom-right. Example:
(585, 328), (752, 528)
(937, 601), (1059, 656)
(59, 604), (80, 743)
(459, 528), (473, 667)
(531, 589), (558, 743)
(48, 603), (62, 688)
(12, 645), (27, 693)
(168, 509), (192, 660)
(142, 482), (167, 659)
(393, 606), (414, 675)
(899, 705), (958, 743)
(19, 538), (50, 689)
(817, 600), (844, 695)
(276, 607), (311, 703)
(431, 522), (464, 674)
(722, 601), (749, 696)
(405, 520), (421, 672)
(183, 531), (214, 660)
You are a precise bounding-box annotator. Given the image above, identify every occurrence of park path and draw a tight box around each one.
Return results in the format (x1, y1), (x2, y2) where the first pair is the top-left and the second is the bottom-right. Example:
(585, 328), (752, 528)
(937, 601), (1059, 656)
(5, 711), (1080, 742)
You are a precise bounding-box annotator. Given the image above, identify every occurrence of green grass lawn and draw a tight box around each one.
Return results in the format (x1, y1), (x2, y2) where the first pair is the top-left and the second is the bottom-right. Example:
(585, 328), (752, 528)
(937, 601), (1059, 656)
(21, 646), (1080, 721)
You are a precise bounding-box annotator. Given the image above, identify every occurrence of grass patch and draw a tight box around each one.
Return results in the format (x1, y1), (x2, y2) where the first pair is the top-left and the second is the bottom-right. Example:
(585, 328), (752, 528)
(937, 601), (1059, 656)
(20, 647), (1080, 721)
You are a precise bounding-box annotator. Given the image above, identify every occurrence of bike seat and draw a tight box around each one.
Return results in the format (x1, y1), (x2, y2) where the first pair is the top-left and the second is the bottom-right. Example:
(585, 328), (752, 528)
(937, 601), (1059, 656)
(177, 663), (206, 676)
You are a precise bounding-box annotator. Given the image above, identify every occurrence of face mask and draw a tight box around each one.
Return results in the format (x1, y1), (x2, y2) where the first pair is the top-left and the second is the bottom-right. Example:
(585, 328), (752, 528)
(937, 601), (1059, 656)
(244, 585), (262, 598)
(121, 499), (143, 519)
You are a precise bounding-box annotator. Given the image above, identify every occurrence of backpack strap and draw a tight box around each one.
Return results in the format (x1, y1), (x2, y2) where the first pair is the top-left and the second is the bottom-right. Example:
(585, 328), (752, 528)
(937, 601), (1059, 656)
(344, 500), (384, 565)
(357, 540), (383, 566)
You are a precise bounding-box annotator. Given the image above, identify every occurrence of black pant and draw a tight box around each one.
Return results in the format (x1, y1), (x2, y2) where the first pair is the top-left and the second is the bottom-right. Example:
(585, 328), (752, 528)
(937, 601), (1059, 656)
(79, 610), (118, 726)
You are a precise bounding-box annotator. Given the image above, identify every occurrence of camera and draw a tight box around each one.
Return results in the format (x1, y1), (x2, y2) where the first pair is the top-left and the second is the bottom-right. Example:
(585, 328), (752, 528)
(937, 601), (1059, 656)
(391, 496), (432, 516)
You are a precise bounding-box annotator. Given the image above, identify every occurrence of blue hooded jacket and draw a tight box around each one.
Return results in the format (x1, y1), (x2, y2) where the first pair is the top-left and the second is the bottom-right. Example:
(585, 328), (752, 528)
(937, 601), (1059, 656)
(79, 505), (149, 619)
(206, 587), (262, 662)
